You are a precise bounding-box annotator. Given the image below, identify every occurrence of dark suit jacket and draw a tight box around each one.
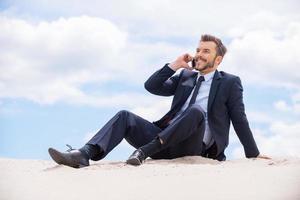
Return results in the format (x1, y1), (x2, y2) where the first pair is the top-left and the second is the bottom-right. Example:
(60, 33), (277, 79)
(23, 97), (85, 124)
(145, 64), (260, 159)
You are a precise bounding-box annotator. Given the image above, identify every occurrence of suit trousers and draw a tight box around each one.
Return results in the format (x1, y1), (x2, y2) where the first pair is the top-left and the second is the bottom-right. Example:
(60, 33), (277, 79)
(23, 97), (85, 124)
(87, 105), (207, 161)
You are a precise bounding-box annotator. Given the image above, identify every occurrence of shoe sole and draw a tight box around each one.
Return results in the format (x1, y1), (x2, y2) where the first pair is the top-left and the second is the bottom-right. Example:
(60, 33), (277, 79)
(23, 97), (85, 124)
(126, 158), (142, 166)
(48, 148), (80, 168)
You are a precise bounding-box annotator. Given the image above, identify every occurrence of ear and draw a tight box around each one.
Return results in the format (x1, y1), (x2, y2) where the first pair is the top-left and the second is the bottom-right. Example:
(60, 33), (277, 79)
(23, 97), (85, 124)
(215, 56), (223, 65)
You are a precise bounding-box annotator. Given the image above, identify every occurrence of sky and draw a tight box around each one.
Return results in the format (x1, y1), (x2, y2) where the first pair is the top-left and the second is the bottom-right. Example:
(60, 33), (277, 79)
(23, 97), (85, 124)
(0, 0), (300, 161)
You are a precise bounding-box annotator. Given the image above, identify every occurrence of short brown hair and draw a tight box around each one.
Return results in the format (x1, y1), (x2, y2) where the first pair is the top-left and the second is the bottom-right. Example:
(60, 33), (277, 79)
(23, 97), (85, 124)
(201, 34), (227, 57)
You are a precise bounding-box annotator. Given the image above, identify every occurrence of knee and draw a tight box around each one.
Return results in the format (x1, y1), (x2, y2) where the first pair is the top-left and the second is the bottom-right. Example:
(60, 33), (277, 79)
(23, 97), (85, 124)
(186, 105), (205, 120)
(117, 110), (130, 117)
(116, 110), (136, 120)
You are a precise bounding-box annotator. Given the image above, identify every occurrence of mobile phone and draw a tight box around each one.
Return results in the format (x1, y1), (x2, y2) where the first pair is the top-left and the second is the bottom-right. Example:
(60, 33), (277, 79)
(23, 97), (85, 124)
(192, 58), (196, 68)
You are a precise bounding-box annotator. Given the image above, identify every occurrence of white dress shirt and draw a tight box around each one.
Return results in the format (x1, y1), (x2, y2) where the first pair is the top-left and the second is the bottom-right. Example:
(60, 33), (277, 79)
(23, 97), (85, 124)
(169, 69), (216, 148)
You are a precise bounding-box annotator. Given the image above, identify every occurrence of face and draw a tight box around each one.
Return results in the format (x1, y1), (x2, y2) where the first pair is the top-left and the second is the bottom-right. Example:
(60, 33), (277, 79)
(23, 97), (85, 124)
(193, 41), (222, 74)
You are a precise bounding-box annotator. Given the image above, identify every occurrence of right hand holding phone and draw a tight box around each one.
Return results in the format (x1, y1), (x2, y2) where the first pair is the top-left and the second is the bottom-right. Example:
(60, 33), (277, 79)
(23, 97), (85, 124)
(169, 53), (194, 71)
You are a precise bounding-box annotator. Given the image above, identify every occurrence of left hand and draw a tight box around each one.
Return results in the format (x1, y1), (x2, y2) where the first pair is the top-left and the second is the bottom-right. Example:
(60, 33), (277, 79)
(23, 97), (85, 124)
(256, 154), (272, 160)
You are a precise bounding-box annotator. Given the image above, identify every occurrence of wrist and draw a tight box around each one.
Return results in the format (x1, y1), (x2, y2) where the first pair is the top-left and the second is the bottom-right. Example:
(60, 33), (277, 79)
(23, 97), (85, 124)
(168, 62), (180, 71)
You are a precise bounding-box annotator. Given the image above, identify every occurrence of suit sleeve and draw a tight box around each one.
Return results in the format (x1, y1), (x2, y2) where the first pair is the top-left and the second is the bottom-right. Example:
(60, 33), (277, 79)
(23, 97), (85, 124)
(144, 64), (181, 96)
(227, 77), (260, 158)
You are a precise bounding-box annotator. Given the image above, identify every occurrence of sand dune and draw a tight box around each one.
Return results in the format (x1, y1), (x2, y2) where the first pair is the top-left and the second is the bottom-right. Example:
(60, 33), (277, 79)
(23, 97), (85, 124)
(1, 156), (300, 200)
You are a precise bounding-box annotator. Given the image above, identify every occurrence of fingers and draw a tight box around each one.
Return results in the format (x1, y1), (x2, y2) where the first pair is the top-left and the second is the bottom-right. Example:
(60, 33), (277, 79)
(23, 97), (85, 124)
(257, 154), (272, 160)
(183, 53), (193, 62)
(183, 64), (194, 70)
(170, 53), (194, 71)
(262, 155), (272, 159)
(181, 53), (194, 70)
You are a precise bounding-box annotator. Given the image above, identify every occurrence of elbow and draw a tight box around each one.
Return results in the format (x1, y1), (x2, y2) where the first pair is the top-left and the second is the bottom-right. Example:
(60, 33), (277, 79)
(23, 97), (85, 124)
(144, 81), (151, 92)
(144, 80), (154, 92)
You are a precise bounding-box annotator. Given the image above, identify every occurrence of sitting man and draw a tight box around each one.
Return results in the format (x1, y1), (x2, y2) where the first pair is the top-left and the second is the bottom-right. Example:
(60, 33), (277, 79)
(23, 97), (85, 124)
(48, 34), (269, 168)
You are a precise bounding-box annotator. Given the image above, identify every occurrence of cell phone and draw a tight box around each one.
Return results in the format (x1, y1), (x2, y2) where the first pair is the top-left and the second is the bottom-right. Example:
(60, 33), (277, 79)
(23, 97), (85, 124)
(192, 58), (196, 68)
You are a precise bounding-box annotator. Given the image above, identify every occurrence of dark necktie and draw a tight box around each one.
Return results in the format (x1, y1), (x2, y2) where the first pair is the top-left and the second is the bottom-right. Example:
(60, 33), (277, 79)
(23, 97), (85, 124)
(189, 76), (205, 106)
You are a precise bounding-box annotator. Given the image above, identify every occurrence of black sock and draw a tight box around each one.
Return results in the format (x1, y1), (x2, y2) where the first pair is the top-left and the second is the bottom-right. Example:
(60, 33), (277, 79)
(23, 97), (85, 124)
(140, 137), (162, 158)
(79, 144), (102, 160)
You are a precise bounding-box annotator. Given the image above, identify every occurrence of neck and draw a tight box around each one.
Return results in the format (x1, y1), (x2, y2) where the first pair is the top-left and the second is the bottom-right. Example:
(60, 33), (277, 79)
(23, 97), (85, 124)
(200, 68), (216, 75)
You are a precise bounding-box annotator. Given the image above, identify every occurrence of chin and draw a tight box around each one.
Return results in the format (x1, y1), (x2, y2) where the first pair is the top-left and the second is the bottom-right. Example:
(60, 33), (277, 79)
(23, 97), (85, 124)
(195, 65), (205, 71)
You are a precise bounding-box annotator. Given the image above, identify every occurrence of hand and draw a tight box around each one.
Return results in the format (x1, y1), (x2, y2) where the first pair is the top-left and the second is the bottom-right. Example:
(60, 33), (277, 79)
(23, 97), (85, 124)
(256, 154), (272, 160)
(169, 53), (194, 71)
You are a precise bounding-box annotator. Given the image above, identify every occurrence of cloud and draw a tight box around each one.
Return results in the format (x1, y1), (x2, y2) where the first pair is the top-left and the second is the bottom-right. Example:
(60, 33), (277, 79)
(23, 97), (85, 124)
(1, 5), (300, 108)
(2, 0), (299, 41)
(230, 117), (300, 159)
(259, 121), (300, 157)
(247, 111), (275, 124)
(131, 98), (171, 121)
(274, 100), (291, 112)
(223, 13), (300, 90)
(229, 95), (300, 158)
(273, 95), (300, 115)
(291, 92), (300, 114)
(0, 14), (189, 107)
(0, 15), (131, 104)
(1, 0), (300, 161)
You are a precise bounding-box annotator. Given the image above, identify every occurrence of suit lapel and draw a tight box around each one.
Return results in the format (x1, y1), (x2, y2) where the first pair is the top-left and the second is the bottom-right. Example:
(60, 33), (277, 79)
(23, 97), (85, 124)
(179, 72), (198, 107)
(159, 72), (197, 127)
(208, 70), (222, 112)
(169, 72), (197, 115)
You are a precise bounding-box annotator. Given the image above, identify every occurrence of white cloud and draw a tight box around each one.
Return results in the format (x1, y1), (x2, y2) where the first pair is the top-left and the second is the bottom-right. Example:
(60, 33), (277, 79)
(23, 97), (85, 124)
(274, 100), (291, 112)
(0, 15), (130, 104)
(291, 92), (300, 114)
(0, 15), (188, 107)
(223, 16), (300, 90)
(3, 0), (299, 41)
(1, 0), (300, 160)
(131, 98), (171, 121)
(229, 98), (300, 159)
(229, 106), (300, 158)
(273, 97), (300, 115)
(230, 120), (300, 159)
(260, 121), (300, 156)
(247, 111), (275, 124)
(1, 3), (300, 108)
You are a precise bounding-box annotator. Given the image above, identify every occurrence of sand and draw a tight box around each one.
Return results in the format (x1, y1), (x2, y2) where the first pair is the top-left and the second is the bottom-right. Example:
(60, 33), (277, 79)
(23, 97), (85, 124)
(0, 156), (300, 200)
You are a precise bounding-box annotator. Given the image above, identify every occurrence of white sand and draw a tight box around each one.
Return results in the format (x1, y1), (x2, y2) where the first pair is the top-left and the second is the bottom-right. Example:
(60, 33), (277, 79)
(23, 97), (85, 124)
(0, 156), (300, 200)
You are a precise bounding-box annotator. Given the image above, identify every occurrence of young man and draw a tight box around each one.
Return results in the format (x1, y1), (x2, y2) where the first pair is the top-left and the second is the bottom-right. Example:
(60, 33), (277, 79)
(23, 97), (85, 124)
(48, 34), (269, 168)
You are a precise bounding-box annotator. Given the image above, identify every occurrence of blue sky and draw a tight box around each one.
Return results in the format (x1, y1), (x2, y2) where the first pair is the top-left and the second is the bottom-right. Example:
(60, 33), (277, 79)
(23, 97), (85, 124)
(0, 0), (300, 161)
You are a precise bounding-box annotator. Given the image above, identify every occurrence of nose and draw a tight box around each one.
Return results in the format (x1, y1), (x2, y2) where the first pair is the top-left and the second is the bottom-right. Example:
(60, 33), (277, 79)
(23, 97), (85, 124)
(194, 51), (202, 59)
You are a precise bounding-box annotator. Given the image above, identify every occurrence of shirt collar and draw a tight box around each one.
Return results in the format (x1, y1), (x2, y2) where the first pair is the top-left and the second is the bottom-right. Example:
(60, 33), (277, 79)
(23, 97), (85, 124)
(198, 70), (216, 82)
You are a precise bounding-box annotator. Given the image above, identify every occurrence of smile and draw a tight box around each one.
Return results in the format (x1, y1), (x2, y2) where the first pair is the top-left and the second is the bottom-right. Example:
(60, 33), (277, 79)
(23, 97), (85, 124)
(195, 57), (207, 63)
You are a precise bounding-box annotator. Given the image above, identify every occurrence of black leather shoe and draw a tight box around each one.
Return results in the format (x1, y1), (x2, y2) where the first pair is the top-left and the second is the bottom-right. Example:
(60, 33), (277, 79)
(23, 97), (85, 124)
(48, 145), (90, 168)
(126, 149), (146, 166)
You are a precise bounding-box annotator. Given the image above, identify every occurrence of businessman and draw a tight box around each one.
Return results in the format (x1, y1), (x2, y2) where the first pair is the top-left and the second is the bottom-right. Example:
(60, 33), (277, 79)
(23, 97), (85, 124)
(48, 34), (269, 168)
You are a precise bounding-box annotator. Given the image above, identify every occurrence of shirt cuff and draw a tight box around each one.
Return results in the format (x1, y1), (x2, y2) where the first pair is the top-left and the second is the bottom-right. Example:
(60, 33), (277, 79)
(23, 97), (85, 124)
(166, 63), (176, 72)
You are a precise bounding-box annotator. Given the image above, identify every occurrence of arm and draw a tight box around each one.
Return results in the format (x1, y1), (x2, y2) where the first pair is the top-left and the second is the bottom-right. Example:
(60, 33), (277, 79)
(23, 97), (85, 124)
(144, 64), (180, 96)
(227, 77), (260, 158)
(145, 53), (194, 96)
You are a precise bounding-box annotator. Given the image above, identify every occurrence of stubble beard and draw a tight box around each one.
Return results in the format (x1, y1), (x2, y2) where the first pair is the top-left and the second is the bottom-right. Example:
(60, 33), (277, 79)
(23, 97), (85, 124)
(195, 56), (216, 72)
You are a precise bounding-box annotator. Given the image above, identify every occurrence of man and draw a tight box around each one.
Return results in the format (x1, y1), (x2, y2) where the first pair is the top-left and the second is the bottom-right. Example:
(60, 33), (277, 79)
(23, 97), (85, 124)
(48, 34), (269, 168)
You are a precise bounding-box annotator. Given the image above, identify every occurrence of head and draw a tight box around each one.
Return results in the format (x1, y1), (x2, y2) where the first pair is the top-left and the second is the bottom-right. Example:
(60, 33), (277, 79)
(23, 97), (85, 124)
(193, 34), (227, 74)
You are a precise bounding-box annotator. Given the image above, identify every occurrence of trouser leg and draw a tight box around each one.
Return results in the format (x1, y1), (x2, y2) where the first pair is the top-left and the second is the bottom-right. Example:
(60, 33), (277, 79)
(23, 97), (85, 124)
(151, 105), (206, 159)
(86, 110), (161, 160)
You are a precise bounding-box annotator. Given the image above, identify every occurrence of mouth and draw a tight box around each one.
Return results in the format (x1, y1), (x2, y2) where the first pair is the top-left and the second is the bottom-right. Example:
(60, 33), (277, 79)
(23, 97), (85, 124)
(195, 57), (207, 65)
